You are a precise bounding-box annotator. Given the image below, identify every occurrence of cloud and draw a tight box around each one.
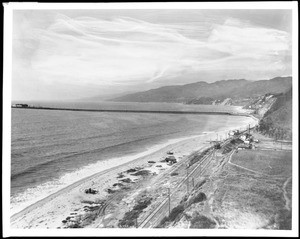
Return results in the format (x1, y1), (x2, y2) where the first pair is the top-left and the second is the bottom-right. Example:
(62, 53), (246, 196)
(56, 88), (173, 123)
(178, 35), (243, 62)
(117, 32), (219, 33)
(27, 15), (232, 86)
(12, 13), (291, 100)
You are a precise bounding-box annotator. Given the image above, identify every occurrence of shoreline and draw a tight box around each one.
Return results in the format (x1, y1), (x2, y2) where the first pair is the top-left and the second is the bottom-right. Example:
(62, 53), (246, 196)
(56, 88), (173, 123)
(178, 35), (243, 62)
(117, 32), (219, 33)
(10, 134), (208, 219)
(10, 116), (258, 228)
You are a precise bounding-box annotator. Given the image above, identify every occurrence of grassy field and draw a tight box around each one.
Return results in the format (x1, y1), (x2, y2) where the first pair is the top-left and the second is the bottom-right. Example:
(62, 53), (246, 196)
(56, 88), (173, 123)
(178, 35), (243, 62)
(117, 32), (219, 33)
(231, 149), (292, 176)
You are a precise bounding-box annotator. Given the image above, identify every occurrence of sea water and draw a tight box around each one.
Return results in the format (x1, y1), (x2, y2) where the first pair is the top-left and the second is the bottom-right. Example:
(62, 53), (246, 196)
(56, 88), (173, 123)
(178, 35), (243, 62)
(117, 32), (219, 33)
(10, 101), (254, 215)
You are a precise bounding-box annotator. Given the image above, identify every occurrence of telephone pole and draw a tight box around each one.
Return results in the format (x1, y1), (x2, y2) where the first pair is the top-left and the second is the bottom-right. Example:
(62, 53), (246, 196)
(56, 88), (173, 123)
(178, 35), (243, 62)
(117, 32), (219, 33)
(168, 188), (171, 217)
(186, 166), (189, 194)
(192, 178), (195, 188)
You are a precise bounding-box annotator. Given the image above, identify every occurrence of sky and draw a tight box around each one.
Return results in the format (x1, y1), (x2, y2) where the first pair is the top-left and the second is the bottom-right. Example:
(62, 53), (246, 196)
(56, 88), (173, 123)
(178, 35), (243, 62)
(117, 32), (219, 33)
(12, 9), (292, 101)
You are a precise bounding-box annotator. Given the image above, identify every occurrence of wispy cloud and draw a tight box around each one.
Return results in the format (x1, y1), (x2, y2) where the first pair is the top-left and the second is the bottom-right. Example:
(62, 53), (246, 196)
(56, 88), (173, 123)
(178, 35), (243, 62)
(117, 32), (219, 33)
(12, 12), (292, 100)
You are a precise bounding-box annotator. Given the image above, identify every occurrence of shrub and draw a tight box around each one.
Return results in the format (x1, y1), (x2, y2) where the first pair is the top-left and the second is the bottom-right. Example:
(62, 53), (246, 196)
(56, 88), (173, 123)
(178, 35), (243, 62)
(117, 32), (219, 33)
(126, 168), (137, 173)
(169, 204), (185, 221)
(190, 214), (216, 229)
(191, 192), (207, 204)
(131, 170), (150, 176)
(195, 179), (206, 189)
(113, 183), (124, 187)
(120, 178), (132, 183)
(133, 197), (152, 211)
(155, 216), (169, 228)
(107, 188), (116, 194)
(118, 196), (152, 228)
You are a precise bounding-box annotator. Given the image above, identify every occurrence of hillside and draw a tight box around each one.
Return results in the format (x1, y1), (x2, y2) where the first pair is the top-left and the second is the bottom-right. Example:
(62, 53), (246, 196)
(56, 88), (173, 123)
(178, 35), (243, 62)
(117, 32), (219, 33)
(257, 88), (292, 140)
(111, 77), (292, 103)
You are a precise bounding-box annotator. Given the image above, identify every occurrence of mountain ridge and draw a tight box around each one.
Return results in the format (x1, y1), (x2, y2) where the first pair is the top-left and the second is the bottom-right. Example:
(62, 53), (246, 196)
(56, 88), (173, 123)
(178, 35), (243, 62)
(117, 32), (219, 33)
(110, 76), (292, 103)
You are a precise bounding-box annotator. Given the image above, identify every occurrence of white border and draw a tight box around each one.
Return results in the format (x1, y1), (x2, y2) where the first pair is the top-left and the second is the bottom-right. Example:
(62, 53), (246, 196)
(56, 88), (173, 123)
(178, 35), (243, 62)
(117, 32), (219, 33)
(2, 2), (299, 237)
(3, 1), (298, 10)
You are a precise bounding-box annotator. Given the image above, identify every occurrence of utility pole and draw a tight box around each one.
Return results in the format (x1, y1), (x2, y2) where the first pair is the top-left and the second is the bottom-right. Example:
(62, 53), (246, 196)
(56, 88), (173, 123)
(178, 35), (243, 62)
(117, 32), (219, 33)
(186, 166), (189, 194)
(168, 188), (171, 217)
(192, 178), (195, 188)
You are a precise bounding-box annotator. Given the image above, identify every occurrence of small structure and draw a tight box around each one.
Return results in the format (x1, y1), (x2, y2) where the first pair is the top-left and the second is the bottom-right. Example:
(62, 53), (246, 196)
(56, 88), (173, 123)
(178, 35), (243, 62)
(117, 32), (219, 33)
(165, 155), (177, 165)
(13, 104), (29, 108)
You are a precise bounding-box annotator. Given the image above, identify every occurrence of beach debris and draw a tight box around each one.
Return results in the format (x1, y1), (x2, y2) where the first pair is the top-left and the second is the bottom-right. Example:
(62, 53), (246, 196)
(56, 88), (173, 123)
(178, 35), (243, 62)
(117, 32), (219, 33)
(156, 165), (162, 167)
(113, 182), (124, 187)
(126, 168), (138, 173)
(167, 151), (174, 155)
(148, 160), (156, 164)
(120, 178), (132, 183)
(131, 170), (151, 177)
(84, 188), (98, 194)
(165, 155), (177, 165)
(117, 173), (125, 178)
(107, 188), (117, 194)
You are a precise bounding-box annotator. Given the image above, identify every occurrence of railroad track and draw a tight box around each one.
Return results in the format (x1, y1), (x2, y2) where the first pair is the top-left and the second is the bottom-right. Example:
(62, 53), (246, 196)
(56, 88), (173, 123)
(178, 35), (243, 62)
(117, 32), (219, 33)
(95, 132), (247, 228)
(138, 149), (215, 228)
(138, 134), (245, 228)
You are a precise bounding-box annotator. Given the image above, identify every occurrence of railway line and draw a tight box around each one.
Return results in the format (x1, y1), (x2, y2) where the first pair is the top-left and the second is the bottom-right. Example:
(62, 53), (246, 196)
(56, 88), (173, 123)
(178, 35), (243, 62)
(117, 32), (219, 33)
(138, 134), (245, 228)
(93, 130), (249, 228)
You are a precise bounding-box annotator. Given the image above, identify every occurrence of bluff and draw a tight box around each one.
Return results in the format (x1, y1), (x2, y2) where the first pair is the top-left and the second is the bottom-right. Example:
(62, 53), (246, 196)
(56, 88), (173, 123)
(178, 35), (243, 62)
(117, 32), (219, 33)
(257, 87), (292, 140)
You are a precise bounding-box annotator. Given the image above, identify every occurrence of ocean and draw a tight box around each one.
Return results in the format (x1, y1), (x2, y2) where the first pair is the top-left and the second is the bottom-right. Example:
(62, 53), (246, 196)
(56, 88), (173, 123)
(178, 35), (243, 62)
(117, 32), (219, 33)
(10, 101), (254, 215)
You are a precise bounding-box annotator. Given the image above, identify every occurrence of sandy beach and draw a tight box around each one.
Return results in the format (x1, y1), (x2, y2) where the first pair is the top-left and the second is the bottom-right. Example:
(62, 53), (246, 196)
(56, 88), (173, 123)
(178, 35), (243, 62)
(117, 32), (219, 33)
(10, 116), (258, 229)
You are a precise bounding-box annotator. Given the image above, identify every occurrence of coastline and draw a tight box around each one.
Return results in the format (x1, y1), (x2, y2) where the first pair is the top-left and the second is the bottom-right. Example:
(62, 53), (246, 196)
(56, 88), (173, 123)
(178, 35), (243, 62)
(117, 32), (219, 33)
(10, 115), (257, 228)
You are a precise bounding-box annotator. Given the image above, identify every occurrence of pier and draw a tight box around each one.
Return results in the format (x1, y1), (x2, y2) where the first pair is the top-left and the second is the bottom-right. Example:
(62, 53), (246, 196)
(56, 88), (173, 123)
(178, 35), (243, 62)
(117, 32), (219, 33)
(11, 105), (252, 117)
